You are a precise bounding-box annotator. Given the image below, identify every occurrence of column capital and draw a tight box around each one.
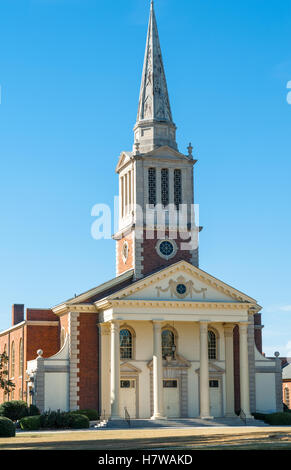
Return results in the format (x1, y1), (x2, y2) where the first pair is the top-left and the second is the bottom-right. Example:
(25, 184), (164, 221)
(224, 324), (235, 337)
(99, 323), (111, 336)
(238, 322), (250, 333)
(199, 321), (209, 333)
(110, 320), (121, 330)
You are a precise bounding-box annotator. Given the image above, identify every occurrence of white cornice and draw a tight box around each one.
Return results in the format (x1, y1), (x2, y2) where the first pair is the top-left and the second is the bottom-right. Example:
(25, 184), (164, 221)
(95, 299), (256, 311)
(52, 269), (134, 312)
(52, 303), (98, 316)
(0, 320), (60, 336)
(100, 260), (260, 307)
(0, 321), (26, 336)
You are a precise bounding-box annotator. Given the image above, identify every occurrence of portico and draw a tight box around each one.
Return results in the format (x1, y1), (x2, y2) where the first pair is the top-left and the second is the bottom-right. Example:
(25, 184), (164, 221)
(96, 260), (258, 420)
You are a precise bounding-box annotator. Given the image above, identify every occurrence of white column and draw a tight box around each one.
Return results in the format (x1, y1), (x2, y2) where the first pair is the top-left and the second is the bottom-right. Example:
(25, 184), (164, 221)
(151, 321), (166, 420)
(199, 321), (212, 418)
(110, 320), (121, 420)
(224, 324), (235, 417)
(100, 323), (111, 420)
(239, 322), (252, 419)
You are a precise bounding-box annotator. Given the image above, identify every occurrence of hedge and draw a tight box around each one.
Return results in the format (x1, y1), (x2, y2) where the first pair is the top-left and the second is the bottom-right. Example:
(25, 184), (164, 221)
(70, 409), (99, 421)
(19, 415), (41, 431)
(0, 417), (15, 437)
(252, 412), (267, 421)
(66, 413), (89, 429)
(263, 412), (291, 425)
(0, 401), (28, 421)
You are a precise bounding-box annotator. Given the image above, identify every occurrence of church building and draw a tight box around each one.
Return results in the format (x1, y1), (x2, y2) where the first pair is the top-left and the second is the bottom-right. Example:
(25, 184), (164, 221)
(0, 1), (282, 420)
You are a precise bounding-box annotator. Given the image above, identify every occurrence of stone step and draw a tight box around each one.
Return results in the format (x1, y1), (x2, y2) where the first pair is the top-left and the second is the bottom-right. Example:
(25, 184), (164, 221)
(95, 417), (268, 430)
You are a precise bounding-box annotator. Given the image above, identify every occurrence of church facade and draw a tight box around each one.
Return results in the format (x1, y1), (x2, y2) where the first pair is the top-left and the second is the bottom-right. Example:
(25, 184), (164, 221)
(0, 2), (282, 420)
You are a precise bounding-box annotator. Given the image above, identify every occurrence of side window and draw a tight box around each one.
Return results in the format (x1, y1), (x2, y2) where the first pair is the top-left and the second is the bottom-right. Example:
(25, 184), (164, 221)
(120, 329), (133, 359)
(148, 168), (156, 206)
(208, 330), (217, 360)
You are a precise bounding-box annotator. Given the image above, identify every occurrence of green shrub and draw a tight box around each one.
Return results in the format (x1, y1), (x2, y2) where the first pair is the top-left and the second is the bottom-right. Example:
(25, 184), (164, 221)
(264, 412), (291, 425)
(66, 413), (89, 429)
(40, 410), (67, 429)
(0, 400), (28, 421)
(0, 416), (15, 437)
(28, 405), (40, 416)
(252, 412), (267, 421)
(70, 409), (99, 421)
(19, 415), (41, 431)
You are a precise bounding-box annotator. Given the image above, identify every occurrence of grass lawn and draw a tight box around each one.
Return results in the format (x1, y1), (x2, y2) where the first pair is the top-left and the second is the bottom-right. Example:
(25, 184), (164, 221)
(1, 427), (291, 450)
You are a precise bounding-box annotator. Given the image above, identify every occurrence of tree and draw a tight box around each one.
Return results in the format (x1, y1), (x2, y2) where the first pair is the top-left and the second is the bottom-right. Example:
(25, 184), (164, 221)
(0, 352), (15, 396)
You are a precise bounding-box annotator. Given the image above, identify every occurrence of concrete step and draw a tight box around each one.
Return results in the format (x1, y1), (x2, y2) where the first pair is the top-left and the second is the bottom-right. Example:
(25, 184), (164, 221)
(96, 417), (268, 430)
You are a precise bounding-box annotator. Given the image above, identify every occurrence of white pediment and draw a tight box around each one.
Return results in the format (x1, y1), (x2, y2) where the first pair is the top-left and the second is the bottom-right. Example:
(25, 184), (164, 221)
(195, 362), (225, 375)
(116, 151), (133, 173)
(120, 362), (142, 374)
(107, 261), (258, 305)
(144, 146), (192, 161)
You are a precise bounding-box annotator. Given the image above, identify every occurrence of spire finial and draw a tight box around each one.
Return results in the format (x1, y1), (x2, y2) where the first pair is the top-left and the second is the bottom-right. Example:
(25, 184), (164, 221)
(133, 0), (177, 153)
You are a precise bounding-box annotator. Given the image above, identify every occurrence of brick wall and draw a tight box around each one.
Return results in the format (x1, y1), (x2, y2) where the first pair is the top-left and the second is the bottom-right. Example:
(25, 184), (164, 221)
(116, 233), (134, 276)
(141, 230), (193, 276)
(77, 313), (99, 411)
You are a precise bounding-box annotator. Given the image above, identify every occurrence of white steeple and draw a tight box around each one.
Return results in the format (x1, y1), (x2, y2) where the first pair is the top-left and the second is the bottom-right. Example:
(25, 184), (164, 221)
(133, 0), (178, 153)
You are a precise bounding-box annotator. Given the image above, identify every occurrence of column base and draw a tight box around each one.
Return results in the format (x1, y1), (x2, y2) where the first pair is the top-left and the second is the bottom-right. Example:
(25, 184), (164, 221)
(110, 415), (122, 420)
(225, 412), (237, 418)
(200, 416), (214, 420)
(151, 414), (167, 420)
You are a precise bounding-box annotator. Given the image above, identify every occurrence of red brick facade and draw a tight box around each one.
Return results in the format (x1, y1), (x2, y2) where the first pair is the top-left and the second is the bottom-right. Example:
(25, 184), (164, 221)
(141, 230), (193, 276)
(78, 314), (99, 410)
(0, 306), (60, 405)
(116, 232), (134, 276)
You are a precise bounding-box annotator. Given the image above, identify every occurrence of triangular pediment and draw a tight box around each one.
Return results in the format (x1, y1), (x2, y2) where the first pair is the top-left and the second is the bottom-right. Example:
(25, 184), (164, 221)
(144, 146), (192, 161)
(102, 261), (259, 306)
(195, 362), (225, 375)
(120, 362), (142, 374)
(116, 151), (133, 173)
(147, 353), (191, 369)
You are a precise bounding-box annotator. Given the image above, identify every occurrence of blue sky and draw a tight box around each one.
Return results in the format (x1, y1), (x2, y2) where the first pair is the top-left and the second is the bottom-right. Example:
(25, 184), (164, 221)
(0, 0), (290, 357)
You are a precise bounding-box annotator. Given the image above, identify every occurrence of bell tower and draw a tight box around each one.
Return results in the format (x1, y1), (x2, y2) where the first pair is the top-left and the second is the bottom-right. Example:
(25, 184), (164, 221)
(113, 1), (200, 279)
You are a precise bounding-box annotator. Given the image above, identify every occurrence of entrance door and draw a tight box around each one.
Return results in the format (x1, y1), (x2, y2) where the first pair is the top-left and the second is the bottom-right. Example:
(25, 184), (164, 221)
(120, 379), (136, 419)
(209, 379), (222, 417)
(163, 379), (180, 418)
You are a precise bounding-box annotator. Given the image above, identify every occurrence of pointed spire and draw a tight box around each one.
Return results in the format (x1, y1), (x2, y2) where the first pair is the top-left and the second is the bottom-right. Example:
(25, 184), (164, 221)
(133, 1), (177, 153)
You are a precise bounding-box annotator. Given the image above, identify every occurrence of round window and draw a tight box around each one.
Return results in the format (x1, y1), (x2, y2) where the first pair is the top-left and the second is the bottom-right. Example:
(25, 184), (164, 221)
(176, 283), (187, 295)
(159, 241), (174, 257)
(156, 239), (177, 260)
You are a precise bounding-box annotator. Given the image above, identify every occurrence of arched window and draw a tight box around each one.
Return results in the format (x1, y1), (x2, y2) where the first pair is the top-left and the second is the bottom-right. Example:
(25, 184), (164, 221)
(19, 339), (23, 376)
(10, 342), (15, 378)
(120, 329), (133, 359)
(162, 329), (176, 359)
(208, 330), (217, 360)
